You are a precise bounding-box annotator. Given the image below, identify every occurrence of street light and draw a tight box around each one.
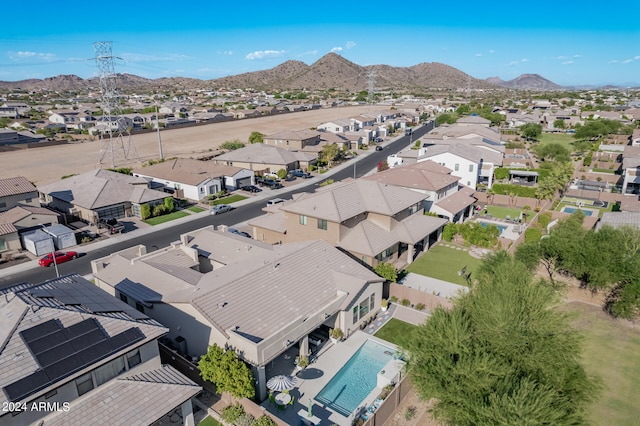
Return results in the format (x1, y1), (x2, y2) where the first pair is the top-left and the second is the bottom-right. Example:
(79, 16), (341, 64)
(41, 224), (59, 278)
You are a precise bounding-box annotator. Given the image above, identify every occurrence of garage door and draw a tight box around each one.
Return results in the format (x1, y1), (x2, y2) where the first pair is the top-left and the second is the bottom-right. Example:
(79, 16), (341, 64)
(235, 177), (251, 189)
(96, 205), (126, 220)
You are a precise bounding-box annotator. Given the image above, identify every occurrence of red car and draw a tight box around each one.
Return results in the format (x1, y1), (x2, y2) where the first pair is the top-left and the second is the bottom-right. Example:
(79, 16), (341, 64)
(38, 251), (78, 267)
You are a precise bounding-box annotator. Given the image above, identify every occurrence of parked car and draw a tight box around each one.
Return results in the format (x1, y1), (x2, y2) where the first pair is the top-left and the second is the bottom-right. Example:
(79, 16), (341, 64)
(375, 145), (384, 151)
(373, 137), (384, 143)
(39, 251), (78, 267)
(263, 172), (281, 181)
(257, 178), (284, 189)
(290, 169), (312, 178)
(241, 185), (262, 193)
(210, 204), (233, 215)
(97, 217), (125, 234)
(229, 228), (252, 238)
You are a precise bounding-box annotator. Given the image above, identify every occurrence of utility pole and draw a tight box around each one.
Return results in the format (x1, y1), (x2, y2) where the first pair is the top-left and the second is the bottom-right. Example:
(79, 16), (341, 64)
(93, 41), (139, 167)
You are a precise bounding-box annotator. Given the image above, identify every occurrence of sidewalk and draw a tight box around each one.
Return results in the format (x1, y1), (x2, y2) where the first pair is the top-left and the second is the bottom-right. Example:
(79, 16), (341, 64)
(0, 135), (405, 280)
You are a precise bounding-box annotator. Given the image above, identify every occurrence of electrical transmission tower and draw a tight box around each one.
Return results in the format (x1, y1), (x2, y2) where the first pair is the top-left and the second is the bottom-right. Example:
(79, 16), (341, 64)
(93, 41), (139, 167)
(367, 69), (377, 104)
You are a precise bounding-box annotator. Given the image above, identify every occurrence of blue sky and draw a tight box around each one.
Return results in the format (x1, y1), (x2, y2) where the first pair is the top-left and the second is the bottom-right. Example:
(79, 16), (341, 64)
(1, 1), (639, 86)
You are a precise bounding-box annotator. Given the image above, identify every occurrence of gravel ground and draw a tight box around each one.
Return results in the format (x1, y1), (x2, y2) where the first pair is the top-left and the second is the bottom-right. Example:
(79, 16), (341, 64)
(2, 105), (376, 185)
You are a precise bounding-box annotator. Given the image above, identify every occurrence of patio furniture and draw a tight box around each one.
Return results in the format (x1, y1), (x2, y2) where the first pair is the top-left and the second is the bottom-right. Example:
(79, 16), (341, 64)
(268, 393), (276, 406)
(275, 392), (292, 407)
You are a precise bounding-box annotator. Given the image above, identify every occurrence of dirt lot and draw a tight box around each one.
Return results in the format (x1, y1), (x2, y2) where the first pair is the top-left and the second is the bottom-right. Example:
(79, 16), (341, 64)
(0, 106), (376, 185)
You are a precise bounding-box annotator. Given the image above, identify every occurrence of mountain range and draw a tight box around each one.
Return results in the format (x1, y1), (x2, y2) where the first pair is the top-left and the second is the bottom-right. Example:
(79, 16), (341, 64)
(0, 53), (570, 93)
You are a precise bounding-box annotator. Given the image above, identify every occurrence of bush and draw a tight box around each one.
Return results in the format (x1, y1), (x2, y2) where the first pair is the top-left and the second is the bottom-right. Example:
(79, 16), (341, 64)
(405, 406), (417, 420)
(330, 328), (344, 340)
(140, 203), (151, 220)
(163, 197), (174, 212)
(221, 404), (245, 424)
(494, 167), (511, 181)
(538, 212), (552, 228)
(235, 413), (255, 426)
(253, 416), (277, 426)
(491, 183), (537, 198)
(442, 223), (458, 242)
(277, 169), (288, 179)
(390, 296), (398, 303)
(401, 298), (411, 307)
(524, 226), (543, 243)
(415, 303), (425, 311)
(374, 262), (398, 282)
(152, 204), (166, 217)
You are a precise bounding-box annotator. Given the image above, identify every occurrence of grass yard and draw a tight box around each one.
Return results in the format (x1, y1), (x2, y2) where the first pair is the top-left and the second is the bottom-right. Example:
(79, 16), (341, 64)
(485, 205), (523, 219)
(210, 194), (246, 205)
(563, 302), (640, 426)
(539, 132), (576, 149)
(374, 318), (418, 347)
(406, 243), (483, 286)
(144, 210), (189, 225)
(187, 205), (205, 213)
(198, 416), (223, 426)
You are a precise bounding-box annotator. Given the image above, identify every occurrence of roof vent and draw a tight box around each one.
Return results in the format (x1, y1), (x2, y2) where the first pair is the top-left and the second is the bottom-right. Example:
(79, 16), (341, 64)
(218, 302), (228, 309)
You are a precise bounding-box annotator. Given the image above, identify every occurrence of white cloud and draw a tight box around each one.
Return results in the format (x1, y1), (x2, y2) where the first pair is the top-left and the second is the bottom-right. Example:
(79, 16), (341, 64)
(609, 60), (620, 64)
(245, 50), (286, 60)
(475, 53), (482, 57)
(557, 55), (568, 60)
(217, 51), (234, 56)
(562, 60), (574, 65)
(489, 49), (495, 54)
(508, 61), (519, 66)
(574, 54), (583, 58)
(521, 58), (529, 62)
(10, 51), (56, 61)
(623, 59), (634, 64)
(345, 41), (356, 49)
(331, 47), (343, 53)
(635, 55), (640, 60)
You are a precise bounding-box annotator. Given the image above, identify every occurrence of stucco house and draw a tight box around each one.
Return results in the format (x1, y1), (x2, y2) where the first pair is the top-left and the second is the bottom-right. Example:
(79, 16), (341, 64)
(0, 176), (39, 212)
(263, 129), (322, 150)
(249, 179), (447, 266)
(132, 158), (254, 201)
(91, 226), (384, 401)
(0, 274), (201, 426)
(38, 169), (168, 222)
(213, 143), (317, 174)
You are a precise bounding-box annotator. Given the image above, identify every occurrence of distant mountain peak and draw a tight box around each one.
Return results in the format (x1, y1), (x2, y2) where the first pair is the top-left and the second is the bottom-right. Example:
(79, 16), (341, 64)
(487, 73), (562, 90)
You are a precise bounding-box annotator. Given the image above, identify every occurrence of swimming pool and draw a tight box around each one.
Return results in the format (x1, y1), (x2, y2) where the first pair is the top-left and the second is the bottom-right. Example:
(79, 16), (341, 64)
(562, 207), (593, 216)
(315, 340), (393, 417)
(478, 221), (507, 235)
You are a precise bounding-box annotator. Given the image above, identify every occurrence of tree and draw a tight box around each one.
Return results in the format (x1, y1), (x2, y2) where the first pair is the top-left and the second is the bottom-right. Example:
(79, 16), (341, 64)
(163, 196), (174, 213)
(533, 143), (570, 162)
(374, 262), (398, 282)
(518, 123), (542, 141)
(553, 119), (566, 129)
(248, 131), (264, 143)
(220, 139), (245, 150)
(319, 144), (340, 167)
(276, 168), (288, 179)
(199, 344), (255, 399)
(404, 253), (600, 426)
(435, 113), (458, 125)
(140, 203), (151, 220)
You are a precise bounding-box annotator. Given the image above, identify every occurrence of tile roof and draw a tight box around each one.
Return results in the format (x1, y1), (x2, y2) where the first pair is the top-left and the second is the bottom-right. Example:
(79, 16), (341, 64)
(0, 205), (58, 225)
(0, 176), (36, 198)
(43, 365), (200, 426)
(0, 274), (167, 407)
(265, 129), (320, 140)
(135, 158), (243, 186)
(363, 160), (459, 191)
(599, 211), (640, 228)
(422, 143), (503, 165)
(434, 186), (477, 214)
(38, 169), (167, 210)
(0, 223), (17, 236)
(215, 143), (315, 165)
(281, 180), (427, 222)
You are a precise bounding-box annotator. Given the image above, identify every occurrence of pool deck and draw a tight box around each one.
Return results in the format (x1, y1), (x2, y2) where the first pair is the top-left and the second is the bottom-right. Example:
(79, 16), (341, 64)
(261, 315), (400, 425)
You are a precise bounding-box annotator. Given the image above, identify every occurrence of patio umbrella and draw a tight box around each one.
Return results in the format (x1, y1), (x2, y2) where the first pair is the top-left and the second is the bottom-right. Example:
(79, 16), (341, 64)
(266, 374), (297, 392)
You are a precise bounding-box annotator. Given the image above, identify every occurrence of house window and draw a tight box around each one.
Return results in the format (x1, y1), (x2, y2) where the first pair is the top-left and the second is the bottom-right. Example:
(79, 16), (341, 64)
(454, 163), (459, 171)
(76, 372), (94, 396)
(408, 204), (418, 215)
(0, 239), (6, 251)
(119, 293), (128, 304)
(361, 255), (367, 264)
(127, 349), (142, 369)
(135, 302), (144, 313)
(359, 299), (370, 318)
(299, 215), (307, 225)
(370, 293), (375, 311)
(469, 164), (474, 172)
(317, 219), (328, 230)
(94, 356), (125, 386)
(353, 306), (358, 323)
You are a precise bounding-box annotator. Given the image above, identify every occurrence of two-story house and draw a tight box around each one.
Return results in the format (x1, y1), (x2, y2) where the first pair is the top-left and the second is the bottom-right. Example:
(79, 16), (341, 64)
(0, 274), (201, 426)
(263, 129), (322, 150)
(249, 179), (447, 266)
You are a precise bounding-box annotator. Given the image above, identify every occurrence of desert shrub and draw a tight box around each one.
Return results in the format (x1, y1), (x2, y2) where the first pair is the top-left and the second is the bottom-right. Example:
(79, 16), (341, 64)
(401, 298), (411, 307)
(415, 303), (425, 311)
(234, 413), (255, 426)
(390, 295), (398, 303)
(253, 416), (277, 426)
(405, 406), (417, 420)
(221, 404), (245, 424)
(152, 204), (166, 217)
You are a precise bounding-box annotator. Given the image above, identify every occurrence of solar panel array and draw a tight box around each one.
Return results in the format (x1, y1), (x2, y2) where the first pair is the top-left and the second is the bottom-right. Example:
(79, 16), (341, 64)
(3, 318), (144, 402)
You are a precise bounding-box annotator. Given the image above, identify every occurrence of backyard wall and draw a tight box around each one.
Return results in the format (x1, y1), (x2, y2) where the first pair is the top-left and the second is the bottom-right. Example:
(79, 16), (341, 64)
(388, 283), (454, 311)
(361, 377), (414, 426)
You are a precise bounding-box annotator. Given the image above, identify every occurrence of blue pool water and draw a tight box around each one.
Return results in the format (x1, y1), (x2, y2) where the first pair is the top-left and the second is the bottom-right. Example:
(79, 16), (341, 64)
(478, 221), (507, 235)
(563, 207), (593, 216)
(315, 340), (393, 416)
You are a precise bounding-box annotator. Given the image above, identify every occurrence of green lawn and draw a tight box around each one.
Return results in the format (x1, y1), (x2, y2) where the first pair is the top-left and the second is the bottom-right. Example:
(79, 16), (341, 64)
(539, 132), (576, 149)
(485, 205), (523, 219)
(187, 205), (205, 213)
(564, 302), (640, 426)
(210, 194), (247, 205)
(144, 210), (189, 225)
(198, 416), (223, 426)
(406, 243), (483, 286)
(374, 318), (418, 347)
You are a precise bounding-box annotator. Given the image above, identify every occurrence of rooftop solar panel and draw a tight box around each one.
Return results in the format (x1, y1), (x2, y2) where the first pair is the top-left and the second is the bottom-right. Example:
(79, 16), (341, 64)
(27, 329), (67, 355)
(109, 328), (144, 352)
(63, 318), (99, 339)
(20, 319), (61, 343)
(36, 342), (76, 367)
(70, 328), (108, 352)
(3, 370), (49, 402)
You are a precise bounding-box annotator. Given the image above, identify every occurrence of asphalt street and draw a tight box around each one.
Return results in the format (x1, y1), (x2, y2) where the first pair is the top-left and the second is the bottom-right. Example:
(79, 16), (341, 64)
(0, 121), (434, 289)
